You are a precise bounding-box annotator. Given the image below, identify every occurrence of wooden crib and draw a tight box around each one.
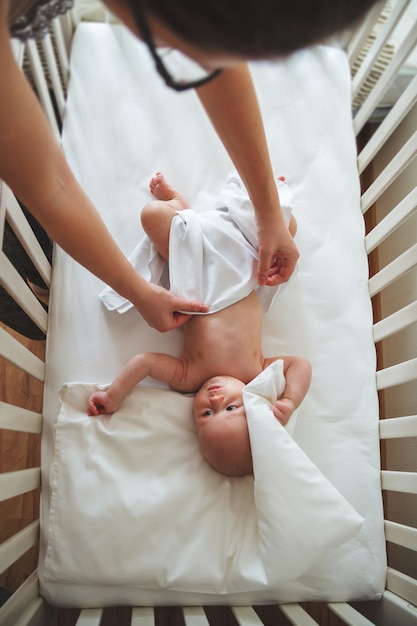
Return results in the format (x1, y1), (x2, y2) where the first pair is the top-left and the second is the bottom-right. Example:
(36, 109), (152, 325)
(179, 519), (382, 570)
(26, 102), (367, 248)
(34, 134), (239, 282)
(1, 1), (416, 624)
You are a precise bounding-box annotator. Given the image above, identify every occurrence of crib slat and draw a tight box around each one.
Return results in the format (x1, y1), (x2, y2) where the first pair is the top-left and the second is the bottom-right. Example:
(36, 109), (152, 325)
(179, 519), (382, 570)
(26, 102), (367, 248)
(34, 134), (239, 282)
(351, 0), (409, 102)
(0, 572), (46, 626)
(51, 17), (70, 87)
(1, 253), (48, 334)
(232, 606), (264, 625)
(183, 607), (210, 625)
(361, 130), (417, 214)
(385, 520), (417, 551)
(25, 40), (60, 141)
(373, 301), (417, 343)
(75, 608), (103, 626)
(0, 402), (42, 434)
(0, 520), (39, 575)
(346, 2), (386, 67)
(279, 603), (320, 625)
(381, 470), (417, 494)
(41, 33), (65, 118)
(376, 357), (417, 390)
(327, 602), (376, 626)
(0, 468), (40, 503)
(358, 73), (417, 173)
(386, 567), (417, 607)
(57, 11), (74, 56)
(2, 183), (51, 287)
(382, 589), (417, 623)
(365, 187), (417, 253)
(354, 24), (417, 133)
(0, 326), (45, 381)
(379, 415), (417, 439)
(13, 598), (47, 626)
(368, 243), (417, 297)
(131, 607), (155, 626)
(11, 38), (24, 65)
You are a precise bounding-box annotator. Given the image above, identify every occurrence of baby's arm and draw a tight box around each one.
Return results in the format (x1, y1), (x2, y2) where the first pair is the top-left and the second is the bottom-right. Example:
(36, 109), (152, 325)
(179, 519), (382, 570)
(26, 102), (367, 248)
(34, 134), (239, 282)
(264, 356), (312, 425)
(88, 352), (185, 416)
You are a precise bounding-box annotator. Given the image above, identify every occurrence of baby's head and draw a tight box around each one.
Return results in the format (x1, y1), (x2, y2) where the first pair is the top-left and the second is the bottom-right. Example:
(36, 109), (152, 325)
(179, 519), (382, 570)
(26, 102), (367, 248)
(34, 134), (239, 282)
(193, 376), (252, 477)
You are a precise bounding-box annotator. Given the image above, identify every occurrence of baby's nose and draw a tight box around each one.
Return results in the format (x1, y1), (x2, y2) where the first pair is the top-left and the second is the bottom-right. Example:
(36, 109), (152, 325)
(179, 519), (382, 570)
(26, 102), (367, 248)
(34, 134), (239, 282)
(209, 393), (224, 407)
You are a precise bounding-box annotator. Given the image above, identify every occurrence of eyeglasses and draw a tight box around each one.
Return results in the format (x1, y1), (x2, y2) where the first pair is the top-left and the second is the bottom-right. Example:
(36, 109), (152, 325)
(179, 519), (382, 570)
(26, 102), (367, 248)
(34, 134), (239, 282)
(131, 6), (223, 92)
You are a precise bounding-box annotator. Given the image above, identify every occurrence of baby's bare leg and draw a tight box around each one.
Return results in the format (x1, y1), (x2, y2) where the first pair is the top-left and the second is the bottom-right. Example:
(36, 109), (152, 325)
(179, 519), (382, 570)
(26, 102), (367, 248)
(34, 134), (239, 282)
(141, 173), (188, 262)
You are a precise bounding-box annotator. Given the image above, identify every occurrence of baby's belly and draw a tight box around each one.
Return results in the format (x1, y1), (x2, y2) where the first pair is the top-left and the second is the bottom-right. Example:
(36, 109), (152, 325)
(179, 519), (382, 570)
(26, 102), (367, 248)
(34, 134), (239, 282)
(184, 293), (263, 383)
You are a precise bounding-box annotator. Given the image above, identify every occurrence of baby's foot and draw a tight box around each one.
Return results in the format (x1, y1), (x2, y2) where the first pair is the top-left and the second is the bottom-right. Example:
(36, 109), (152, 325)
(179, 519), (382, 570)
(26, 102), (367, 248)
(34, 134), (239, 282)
(149, 172), (179, 200)
(149, 172), (178, 201)
(149, 172), (189, 210)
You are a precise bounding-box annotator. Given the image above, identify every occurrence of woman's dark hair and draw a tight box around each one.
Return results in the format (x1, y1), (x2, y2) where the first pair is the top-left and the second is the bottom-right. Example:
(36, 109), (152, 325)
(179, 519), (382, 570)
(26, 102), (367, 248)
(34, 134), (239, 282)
(133, 0), (380, 58)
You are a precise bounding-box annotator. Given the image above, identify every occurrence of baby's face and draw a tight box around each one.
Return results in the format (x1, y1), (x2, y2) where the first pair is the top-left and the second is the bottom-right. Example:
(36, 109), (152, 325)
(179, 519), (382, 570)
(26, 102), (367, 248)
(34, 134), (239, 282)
(193, 376), (246, 424)
(193, 376), (252, 475)
(193, 376), (252, 476)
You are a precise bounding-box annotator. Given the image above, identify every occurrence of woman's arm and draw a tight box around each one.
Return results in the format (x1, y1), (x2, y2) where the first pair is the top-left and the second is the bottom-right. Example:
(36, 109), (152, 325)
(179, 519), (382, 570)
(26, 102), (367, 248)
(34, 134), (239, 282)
(196, 64), (299, 286)
(0, 5), (207, 331)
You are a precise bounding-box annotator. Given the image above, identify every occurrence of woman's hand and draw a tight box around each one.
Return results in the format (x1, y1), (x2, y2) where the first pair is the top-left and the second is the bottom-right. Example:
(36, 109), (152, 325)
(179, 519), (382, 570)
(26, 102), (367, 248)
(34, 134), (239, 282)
(256, 219), (299, 286)
(136, 281), (209, 332)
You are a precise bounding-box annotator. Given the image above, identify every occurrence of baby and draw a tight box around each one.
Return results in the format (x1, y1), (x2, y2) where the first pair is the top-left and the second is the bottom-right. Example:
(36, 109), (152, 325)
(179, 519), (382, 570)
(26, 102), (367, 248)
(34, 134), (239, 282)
(89, 173), (311, 476)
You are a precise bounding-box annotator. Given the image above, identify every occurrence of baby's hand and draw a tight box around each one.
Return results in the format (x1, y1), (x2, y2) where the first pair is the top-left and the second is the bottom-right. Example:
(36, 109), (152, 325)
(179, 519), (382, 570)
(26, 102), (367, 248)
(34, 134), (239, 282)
(271, 397), (295, 426)
(88, 391), (118, 416)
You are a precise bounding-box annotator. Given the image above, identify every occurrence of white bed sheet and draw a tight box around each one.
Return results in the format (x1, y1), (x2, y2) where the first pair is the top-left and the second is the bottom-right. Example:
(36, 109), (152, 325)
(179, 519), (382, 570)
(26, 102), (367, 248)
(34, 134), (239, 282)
(39, 23), (386, 607)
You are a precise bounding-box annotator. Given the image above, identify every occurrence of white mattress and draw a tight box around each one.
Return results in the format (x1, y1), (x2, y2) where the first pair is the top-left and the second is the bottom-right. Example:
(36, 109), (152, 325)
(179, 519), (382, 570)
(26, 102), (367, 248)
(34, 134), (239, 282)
(39, 23), (386, 607)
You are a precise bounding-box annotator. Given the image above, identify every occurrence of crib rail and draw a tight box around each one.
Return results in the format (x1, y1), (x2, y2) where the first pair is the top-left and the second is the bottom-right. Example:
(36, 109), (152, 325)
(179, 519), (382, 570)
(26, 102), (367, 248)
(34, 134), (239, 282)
(0, 12), (65, 626)
(3, 597), (414, 626)
(70, 604), (381, 626)
(1, 2), (417, 625)
(351, 0), (417, 622)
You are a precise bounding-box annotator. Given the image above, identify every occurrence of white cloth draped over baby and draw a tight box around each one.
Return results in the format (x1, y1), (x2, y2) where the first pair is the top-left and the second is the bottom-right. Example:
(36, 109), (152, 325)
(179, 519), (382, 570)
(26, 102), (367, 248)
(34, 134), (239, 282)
(99, 173), (293, 315)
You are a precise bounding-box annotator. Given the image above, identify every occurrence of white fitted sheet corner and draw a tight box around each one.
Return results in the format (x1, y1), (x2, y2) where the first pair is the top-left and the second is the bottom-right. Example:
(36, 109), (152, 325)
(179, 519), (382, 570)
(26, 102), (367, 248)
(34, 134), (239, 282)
(39, 23), (386, 607)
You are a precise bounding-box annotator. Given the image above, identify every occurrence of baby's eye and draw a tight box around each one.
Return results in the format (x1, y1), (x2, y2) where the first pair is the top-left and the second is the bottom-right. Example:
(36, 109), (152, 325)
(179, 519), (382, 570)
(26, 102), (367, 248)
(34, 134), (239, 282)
(226, 405), (238, 411)
(202, 409), (213, 416)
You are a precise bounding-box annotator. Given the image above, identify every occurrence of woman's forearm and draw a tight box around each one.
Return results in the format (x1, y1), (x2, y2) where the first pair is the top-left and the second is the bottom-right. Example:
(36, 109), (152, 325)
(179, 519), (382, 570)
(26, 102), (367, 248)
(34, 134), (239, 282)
(197, 65), (281, 222)
(197, 64), (299, 285)
(0, 29), (140, 300)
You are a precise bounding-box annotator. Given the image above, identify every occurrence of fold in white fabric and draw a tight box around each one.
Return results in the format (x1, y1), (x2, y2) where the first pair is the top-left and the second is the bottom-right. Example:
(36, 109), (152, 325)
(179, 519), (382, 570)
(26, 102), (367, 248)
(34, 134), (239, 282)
(99, 173), (293, 314)
(243, 361), (364, 585)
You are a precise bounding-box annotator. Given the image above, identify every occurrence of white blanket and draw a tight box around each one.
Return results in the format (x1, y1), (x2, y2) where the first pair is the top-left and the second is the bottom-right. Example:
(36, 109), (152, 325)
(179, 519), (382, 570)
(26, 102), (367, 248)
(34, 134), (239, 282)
(39, 23), (386, 607)
(99, 174), (293, 314)
(43, 362), (363, 595)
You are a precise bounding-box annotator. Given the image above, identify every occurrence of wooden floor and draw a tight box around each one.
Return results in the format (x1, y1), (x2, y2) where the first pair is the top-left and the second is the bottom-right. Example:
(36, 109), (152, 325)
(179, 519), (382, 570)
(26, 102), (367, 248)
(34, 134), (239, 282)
(0, 323), (43, 594)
